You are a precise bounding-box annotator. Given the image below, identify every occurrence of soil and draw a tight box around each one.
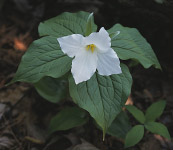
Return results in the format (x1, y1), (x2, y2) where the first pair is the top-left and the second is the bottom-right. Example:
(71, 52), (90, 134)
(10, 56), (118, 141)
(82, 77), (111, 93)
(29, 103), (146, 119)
(0, 0), (173, 150)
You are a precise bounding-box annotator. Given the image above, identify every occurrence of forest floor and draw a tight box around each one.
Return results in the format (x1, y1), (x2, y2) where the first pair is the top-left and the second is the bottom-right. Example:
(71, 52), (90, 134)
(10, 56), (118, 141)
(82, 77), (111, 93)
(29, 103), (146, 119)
(0, 0), (173, 150)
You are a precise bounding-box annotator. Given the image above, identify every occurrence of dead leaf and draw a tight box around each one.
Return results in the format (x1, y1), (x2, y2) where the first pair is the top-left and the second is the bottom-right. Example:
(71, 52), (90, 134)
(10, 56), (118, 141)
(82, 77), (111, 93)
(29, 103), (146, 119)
(72, 139), (100, 150)
(0, 136), (15, 149)
(14, 38), (27, 51)
(24, 136), (44, 144)
(141, 136), (161, 150)
(125, 95), (133, 105)
(0, 103), (7, 120)
(0, 84), (29, 105)
(143, 89), (154, 101)
(154, 134), (173, 149)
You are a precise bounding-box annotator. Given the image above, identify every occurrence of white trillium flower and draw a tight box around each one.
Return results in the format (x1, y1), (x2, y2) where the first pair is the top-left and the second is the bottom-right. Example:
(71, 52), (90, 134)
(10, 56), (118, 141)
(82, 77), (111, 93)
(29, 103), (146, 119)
(57, 27), (122, 84)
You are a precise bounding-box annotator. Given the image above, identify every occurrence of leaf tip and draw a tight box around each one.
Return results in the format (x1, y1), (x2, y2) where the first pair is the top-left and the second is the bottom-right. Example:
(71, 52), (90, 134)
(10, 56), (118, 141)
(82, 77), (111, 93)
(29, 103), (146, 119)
(89, 12), (94, 17)
(88, 12), (94, 20)
(85, 12), (94, 36)
(109, 31), (120, 39)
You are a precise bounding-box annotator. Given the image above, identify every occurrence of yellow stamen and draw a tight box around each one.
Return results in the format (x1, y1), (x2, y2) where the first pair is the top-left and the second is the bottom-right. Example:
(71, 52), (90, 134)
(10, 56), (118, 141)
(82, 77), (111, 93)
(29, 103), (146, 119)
(86, 45), (90, 50)
(86, 44), (96, 53)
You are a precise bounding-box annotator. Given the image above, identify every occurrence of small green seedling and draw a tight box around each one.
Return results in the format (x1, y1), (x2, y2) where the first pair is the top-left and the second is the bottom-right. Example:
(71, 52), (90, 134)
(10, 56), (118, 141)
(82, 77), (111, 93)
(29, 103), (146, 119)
(125, 100), (171, 148)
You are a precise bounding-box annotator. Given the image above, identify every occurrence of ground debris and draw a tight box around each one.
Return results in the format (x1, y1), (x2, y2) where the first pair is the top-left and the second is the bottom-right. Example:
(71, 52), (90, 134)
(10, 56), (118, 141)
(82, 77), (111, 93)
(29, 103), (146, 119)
(72, 139), (100, 150)
(0, 136), (15, 150)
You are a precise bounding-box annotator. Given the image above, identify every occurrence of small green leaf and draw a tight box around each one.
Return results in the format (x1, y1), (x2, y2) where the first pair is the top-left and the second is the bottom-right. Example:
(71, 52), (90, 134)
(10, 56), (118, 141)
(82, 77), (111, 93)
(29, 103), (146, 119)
(107, 111), (131, 139)
(34, 76), (68, 103)
(39, 11), (97, 38)
(85, 12), (94, 36)
(109, 31), (120, 40)
(145, 122), (171, 140)
(108, 24), (161, 69)
(145, 100), (166, 122)
(49, 107), (88, 134)
(125, 125), (144, 148)
(125, 105), (145, 124)
(69, 64), (132, 137)
(11, 36), (72, 84)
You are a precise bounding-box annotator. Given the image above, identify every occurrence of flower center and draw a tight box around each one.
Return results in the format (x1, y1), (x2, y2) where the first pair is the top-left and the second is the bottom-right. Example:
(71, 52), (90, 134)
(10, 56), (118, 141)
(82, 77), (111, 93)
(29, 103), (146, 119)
(86, 44), (96, 53)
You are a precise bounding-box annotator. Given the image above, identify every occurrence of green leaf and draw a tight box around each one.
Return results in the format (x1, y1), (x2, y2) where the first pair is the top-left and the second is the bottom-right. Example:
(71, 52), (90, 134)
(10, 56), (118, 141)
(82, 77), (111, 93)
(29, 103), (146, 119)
(10, 11), (98, 84)
(49, 107), (88, 134)
(109, 31), (120, 40)
(39, 11), (97, 37)
(11, 36), (72, 84)
(145, 100), (166, 122)
(107, 111), (131, 139)
(125, 105), (145, 124)
(145, 122), (171, 140)
(69, 64), (132, 137)
(34, 76), (68, 103)
(108, 24), (161, 69)
(125, 125), (144, 148)
(85, 12), (94, 36)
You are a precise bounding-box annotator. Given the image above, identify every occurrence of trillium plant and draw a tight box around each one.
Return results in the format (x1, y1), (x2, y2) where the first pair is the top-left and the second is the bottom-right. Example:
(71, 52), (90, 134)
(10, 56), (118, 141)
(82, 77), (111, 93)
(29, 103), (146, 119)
(10, 11), (168, 147)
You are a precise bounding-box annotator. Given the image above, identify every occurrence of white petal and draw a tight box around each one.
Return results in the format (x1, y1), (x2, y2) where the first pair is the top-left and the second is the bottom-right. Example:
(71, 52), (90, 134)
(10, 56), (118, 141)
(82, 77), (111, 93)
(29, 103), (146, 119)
(85, 27), (111, 53)
(57, 34), (85, 58)
(97, 48), (122, 76)
(71, 50), (97, 84)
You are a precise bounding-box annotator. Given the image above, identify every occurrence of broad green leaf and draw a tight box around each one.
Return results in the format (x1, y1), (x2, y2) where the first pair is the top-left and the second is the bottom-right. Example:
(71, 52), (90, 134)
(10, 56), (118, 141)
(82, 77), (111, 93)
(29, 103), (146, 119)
(69, 64), (132, 136)
(49, 107), (88, 134)
(125, 125), (144, 148)
(107, 111), (131, 139)
(39, 11), (97, 37)
(34, 76), (68, 103)
(145, 100), (166, 122)
(145, 122), (171, 140)
(108, 24), (161, 69)
(11, 36), (72, 84)
(125, 105), (145, 124)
